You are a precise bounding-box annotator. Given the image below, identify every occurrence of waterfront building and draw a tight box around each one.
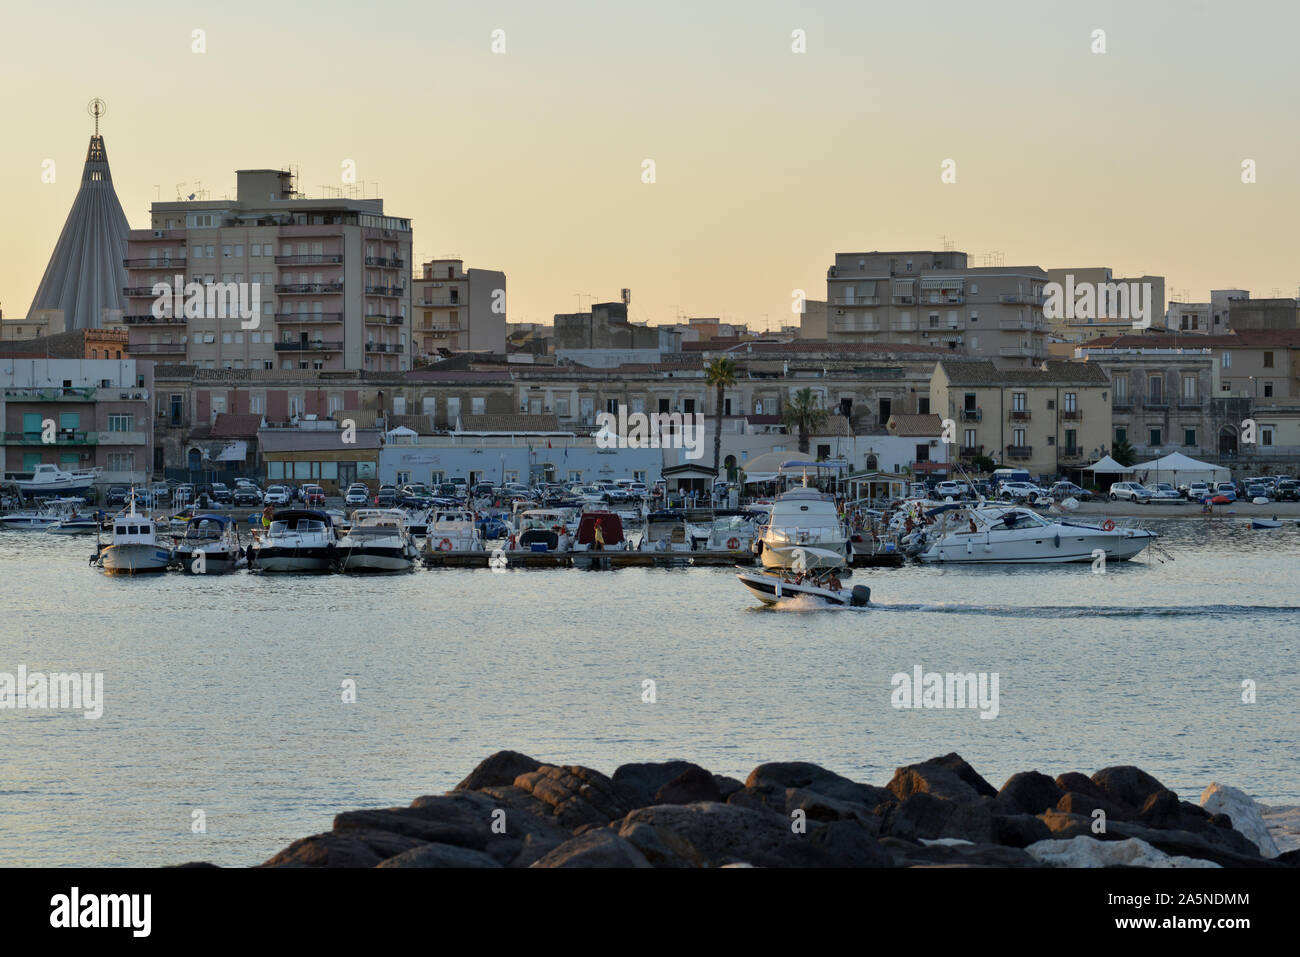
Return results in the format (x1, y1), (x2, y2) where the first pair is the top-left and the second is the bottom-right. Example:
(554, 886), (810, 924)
(410, 259), (507, 359)
(122, 168), (412, 374)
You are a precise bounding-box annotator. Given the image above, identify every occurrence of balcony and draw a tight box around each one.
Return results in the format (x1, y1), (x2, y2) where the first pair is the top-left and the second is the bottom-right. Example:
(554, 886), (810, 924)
(959, 445), (983, 458)
(365, 285), (406, 297)
(129, 343), (187, 355)
(3, 431), (97, 446)
(831, 296), (882, 306)
(1000, 294), (1046, 305)
(1005, 444), (1033, 459)
(1112, 399), (1133, 410)
(1177, 398), (1203, 409)
(123, 258), (185, 268)
(999, 319), (1045, 331)
(1061, 409), (1082, 420)
(99, 430), (148, 446)
(276, 312), (344, 323)
(924, 294), (964, 305)
(123, 314), (187, 325)
(1008, 409), (1031, 421)
(999, 346), (1036, 358)
(364, 256), (406, 268)
(1058, 447), (1083, 461)
(3, 387), (96, 401)
(275, 282), (344, 294)
(274, 341), (342, 352)
(365, 314), (406, 325)
(891, 318), (918, 332)
(893, 296), (915, 305)
(960, 408), (982, 422)
(364, 342), (406, 353)
(274, 254), (343, 265)
(123, 286), (160, 297)
(1144, 397), (1168, 409)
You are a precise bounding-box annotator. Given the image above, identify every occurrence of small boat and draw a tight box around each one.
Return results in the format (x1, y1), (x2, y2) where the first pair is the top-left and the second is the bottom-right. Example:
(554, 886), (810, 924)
(248, 509), (338, 573)
(737, 568), (871, 607)
(96, 495), (171, 575)
(338, 509), (419, 572)
(7, 463), (101, 496)
(639, 510), (693, 552)
(573, 510), (626, 552)
(172, 514), (244, 573)
(47, 511), (104, 535)
(424, 508), (484, 553)
(915, 503), (1157, 564)
(705, 512), (761, 552)
(511, 509), (573, 552)
(1251, 518), (1283, 530)
(1, 506), (67, 530)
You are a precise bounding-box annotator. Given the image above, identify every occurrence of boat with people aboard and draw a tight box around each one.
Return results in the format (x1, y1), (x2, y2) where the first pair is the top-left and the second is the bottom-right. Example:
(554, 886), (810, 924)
(248, 509), (338, 573)
(912, 502), (1157, 564)
(171, 514), (245, 573)
(755, 486), (851, 570)
(94, 493), (171, 575)
(737, 563), (872, 607)
(572, 510), (626, 551)
(338, 508), (419, 572)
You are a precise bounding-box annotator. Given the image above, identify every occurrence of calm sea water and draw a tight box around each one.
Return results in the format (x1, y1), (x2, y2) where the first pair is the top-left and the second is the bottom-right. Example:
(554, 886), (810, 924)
(1, 517), (1297, 867)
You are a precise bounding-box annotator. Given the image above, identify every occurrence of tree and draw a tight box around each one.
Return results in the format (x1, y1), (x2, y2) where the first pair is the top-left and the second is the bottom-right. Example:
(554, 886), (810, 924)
(781, 387), (828, 455)
(1111, 437), (1136, 467)
(705, 357), (738, 478)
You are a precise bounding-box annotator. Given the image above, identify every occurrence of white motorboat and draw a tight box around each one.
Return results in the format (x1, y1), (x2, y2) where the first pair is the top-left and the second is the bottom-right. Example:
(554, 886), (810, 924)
(705, 513), (761, 552)
(425, 508), (483, 553)
(756, 487), (850, 570)
(1, 506), (67, 530)
(96, 495), (171, 575)
(738, 568), (872, 607)
(172, 514), (245, 573)
(248, 508), (338, 572)
(338, 509), (419, 571)
(510, 509), (573, 552)
(639, 510), (693, 552)
(6, 463), (102, 496)
(914, 503), (1157, 564)
(47, 510), (104, 535)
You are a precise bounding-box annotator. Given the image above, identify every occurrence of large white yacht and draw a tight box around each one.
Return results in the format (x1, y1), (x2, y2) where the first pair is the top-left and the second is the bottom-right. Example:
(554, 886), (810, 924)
(249, 509), (338, 573)
(338, 509), (419, 572)
(756, 487), (850, 570)
(914, 503), (1157, 564)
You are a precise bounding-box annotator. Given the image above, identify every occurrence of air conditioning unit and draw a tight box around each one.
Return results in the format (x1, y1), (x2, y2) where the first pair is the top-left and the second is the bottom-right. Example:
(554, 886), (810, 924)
(152, 230), (164, 238)
(829, 266), (838, 277)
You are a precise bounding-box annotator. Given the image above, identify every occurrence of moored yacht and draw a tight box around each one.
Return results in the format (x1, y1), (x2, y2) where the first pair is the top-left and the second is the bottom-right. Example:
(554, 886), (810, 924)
(338, 509), (419, 572)
(915, 503), (1157, 564)
(248, 509), (338, 572)
(7, 463), (101, 496)
(172, 514), (244, 573)
(425, 508), (483, 553)
(639, 510), (692, 552)
(756, 487), (850, 570)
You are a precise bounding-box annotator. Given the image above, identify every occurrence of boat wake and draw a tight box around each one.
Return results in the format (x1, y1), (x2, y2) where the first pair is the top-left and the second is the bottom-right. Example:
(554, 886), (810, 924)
(867, 602), (1300, 619)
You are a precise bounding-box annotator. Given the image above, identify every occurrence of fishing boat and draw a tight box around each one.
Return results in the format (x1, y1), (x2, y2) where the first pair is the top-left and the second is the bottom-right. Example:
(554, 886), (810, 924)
(6, 463), (101, 496)
(338, 509), (419, 572)
(95, 495), (171, 575)
(914, 503), (1157, 564)
(171, 514), (244, 573)
(755, 487), (850, 570)
(737, 567), (872, 607)
(248, 509), (338, 573)
(704, 512), (761, 552)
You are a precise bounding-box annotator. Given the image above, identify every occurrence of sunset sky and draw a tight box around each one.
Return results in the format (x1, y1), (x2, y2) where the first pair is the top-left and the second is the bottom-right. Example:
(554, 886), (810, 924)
(2, 0), (1298, 329)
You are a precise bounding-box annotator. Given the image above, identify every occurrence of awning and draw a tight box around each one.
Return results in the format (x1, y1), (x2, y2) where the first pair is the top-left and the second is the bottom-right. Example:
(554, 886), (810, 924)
(214, 441), (247, 462)
(920, 277), (964, 289)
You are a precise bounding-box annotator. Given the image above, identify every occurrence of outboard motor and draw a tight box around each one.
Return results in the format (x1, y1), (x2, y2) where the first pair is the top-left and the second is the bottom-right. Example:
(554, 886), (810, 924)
(850, 585), (871, 607)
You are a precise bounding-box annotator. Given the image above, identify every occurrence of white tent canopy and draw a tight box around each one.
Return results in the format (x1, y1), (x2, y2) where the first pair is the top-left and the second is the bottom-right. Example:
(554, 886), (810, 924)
(1127, 452), (1230, 485)
(1084, 455), (1134, 473)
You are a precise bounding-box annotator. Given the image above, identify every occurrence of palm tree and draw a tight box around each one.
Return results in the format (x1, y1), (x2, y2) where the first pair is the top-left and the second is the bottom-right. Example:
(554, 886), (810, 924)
(705, 357), (738, 478)
(781, 387), (828, 455)
(1111, 437), (1137, 467)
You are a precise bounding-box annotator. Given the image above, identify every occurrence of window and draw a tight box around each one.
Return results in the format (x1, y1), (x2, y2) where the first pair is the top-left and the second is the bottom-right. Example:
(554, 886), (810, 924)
(1221, 352), (1231, 369)
(1064, 429), (1077, 451)
(250, 393), (265, 414)
(1182, 375), (1197, 400)
(59, 412), (80, 431)
(964, 429), (976, 448)
(1147, 375), (1163, 403)
(1148, 428), (1162, 447)
(1114, 427), (1127, 444)
(392, 396), (406, 416)
(1012, 428), (1026, 445)
(471, 397), (485, 415)
(917, 396), (930, 414)
(1012, 392), (1026, 411)
(1047, 436), (1055, 447)
(107, 452), (135, 472)
(1263, 351), (1274, 368)
(1261, 425), (1275, 447)
(446, 397), (461, 423)
(1264, 382), (1273, 398)
(555, 397), (569, 417)
(107, 414), (134, 432)
(1183, 428), (1196, 447)
(1063, 392), (1077, 412)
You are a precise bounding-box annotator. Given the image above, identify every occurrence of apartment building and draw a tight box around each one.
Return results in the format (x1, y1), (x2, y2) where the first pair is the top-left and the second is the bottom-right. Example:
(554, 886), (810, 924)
(1163, 290), (1247, 334)
(409, 259), (507, 358)
(930, 359), (1112, 477)
(825, 250), (1050, 365)
(0, 357), (153, 486)
(122, 169), (412, 374)
(1043, 267), (1166, 342)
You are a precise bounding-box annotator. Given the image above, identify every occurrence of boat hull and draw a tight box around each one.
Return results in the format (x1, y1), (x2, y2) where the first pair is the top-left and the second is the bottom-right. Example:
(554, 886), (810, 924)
(99, 544), (172, 575)
(250, 546), (335, 573)
(173, 546), (243, 573)
(737, 571), (868, 607)
(919, 528), (1155, 564)
(338, 545), (417, 572)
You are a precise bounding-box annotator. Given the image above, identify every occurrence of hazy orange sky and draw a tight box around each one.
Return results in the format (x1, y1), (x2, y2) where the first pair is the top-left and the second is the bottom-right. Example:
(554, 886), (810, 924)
(2, 0), (1298, 329)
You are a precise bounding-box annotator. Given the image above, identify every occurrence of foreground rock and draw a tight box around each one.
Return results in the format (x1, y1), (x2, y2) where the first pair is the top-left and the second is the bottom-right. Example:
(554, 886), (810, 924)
(247, 751), (1296, 868)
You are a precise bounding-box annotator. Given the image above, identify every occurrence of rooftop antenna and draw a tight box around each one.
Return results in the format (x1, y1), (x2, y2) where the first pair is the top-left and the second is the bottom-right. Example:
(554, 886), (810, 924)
(87, 97), (106, 136)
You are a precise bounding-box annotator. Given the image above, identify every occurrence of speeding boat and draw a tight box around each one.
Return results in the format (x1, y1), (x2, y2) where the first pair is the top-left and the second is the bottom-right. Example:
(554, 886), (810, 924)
(96, 495), (171, 575)
(338, 509), (419, 571)
(914, 503), (1157, 564)
(737, 568), (871, 607)
(172, 514), (244, 573)
(425, 508), (483, 553)
(755, 487), (850, 570)
(248, 509), (338, 572)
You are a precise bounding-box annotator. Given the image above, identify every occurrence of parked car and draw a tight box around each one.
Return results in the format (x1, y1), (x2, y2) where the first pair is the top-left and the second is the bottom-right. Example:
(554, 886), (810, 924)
(1212, 482), (1238, 502)
(999, 481), (1048, 504)
(1184, 481), (1212, 501)
(1149, 483), (1182, 501)
(1275, 480), (1300, 502)
(344, 484), (370, 506)
(1109, 482), (1152, 503)
(375, 485), (397, 507)
(174, 484), (195, 505)
(263, 485), (291, 506)
(1048, 481), (1092, 502)
(303, 484), (326, 507)
(934, 480), (971, 499)
(210, 482), (233, 504)
(106, 486), (129, 508)
(232, 485), (262, 506)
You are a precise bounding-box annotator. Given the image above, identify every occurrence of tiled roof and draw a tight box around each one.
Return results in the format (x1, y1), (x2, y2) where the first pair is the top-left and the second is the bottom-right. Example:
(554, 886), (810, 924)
(458, 413), (561, 432)
(258, 428), (383, 451)
(939, 359), (1109, 386)
(887, 413), (945, 436)
(210, 413), (264, 437)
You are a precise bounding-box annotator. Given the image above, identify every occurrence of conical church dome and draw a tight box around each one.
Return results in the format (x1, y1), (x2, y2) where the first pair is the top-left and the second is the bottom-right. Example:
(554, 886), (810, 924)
(27, 107), (130, 330)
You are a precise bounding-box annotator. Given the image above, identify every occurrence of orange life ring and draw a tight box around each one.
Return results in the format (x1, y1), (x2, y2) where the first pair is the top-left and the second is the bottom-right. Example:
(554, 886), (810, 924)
(438, 537), (453, 551)
(1101, 520), (1115, 531)
(726, 537), (741, 550)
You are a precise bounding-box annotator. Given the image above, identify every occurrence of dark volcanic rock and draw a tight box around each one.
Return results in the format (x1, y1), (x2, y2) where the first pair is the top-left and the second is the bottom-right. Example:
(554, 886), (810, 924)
(531, 829), (653, 868)
(405, 790), (568, 866)
(654, 766), (723, 805)
(1054, 772), (1109, 803)
(879, 836), (1042, 867)
(807, 820), (894, 867)
(1037, 810), (1276, 867)
(994, 813), (1053, 848)
(260, 829), (427, 867)
(888, 753), (996, 803)
(455, 750), (542, 791)
(712, 775), (745, 799)
(879, 792), (997, 844)
(376, 842), (502, 868)
(1138, 789), (1183, 828)
(616, 802), (833, 867)
(1057, 790), (1133, 823)
(997, 771), (1064, 815)
(509, 764), (635, 828)
(786, 787), (882, 832)
(612, 761), (708, 807)
(746, 762), (893, 810)
(1091, 766), (1170, 811)
(1278, 849), (1300, 867)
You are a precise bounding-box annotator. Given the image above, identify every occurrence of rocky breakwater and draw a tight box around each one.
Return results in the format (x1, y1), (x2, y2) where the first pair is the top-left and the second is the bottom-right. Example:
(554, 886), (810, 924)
(239, 751), (1299, 868)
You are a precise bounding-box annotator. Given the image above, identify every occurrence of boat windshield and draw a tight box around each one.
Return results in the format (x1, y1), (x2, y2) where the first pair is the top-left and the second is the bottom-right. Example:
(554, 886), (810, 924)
(185, 520), (224, 540)
(269, 519), (326, 535)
